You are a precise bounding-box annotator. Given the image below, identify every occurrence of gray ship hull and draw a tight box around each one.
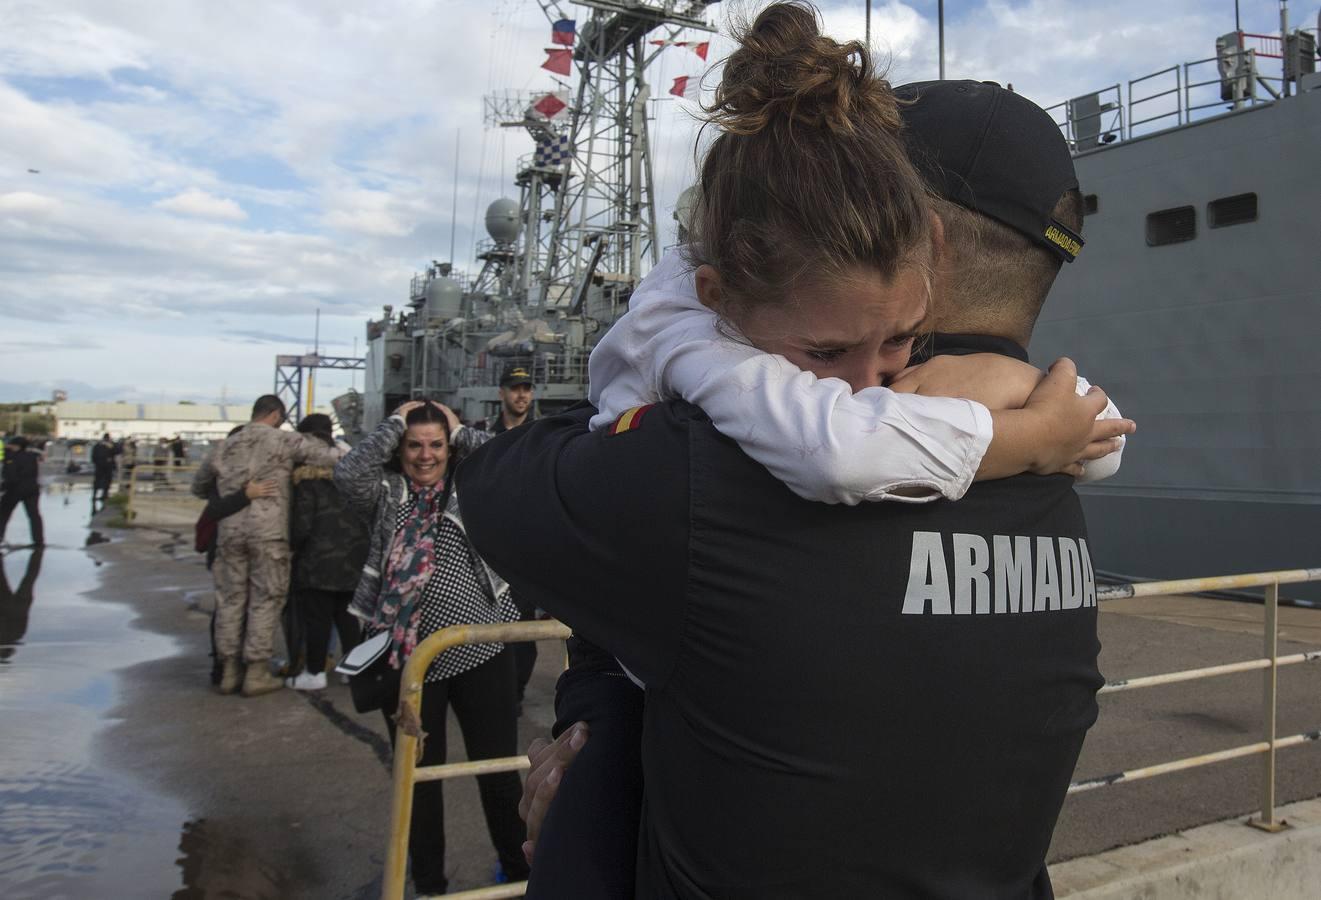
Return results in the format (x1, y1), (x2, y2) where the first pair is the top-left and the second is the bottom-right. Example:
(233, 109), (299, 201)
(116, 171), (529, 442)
(1031, 81), (1321, 600)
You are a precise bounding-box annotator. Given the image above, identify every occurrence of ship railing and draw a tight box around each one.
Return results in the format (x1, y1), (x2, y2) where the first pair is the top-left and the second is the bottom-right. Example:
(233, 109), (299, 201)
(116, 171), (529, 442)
(1068, 567), (1321, 836)
(1051, 30), (1321, 148)
(382, 567), (1321, 898)
(384, 620), (572, 900)
(1128, 65), (1183, 136)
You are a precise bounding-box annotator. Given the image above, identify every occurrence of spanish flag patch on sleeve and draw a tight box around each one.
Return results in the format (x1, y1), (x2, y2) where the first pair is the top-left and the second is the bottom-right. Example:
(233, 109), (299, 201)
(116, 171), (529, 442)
(607, 404), (654, 436)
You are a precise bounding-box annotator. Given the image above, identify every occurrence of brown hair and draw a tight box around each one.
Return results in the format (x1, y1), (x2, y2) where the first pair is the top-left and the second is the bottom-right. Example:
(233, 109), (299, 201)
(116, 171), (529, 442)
(687, 1), (933, 317)
(931, 188), (1084, 343)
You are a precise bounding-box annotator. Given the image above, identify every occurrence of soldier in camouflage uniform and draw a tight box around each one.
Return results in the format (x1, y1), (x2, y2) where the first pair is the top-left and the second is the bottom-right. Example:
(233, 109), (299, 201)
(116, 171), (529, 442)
(192, 395), (341, 697)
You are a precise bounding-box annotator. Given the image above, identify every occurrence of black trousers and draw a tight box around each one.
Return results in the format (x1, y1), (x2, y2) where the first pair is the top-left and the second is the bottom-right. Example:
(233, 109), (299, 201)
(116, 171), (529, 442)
(297, 588), (360, 674)
(514, 603), (538, 701)
(92, 466), (114, 500)
(526, 637), (645, 900)
(0, 492), (43, 546)
(382, 647), (531, 894)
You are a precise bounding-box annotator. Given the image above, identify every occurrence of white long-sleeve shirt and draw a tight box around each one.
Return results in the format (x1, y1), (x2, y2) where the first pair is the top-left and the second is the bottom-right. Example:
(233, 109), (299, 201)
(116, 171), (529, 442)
(588, 249), (1123, 505)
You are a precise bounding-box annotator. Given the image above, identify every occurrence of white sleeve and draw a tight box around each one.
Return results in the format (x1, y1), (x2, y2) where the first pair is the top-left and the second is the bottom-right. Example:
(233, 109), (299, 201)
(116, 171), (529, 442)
(1074, 376), (1125, 484)
(587, 249), (993, 505)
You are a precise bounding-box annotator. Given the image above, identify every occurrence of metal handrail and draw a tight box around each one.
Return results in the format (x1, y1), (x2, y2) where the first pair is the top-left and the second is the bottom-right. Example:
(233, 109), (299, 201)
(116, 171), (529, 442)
(1074, 569), (1321, 832)
(384, 620), (572, 900)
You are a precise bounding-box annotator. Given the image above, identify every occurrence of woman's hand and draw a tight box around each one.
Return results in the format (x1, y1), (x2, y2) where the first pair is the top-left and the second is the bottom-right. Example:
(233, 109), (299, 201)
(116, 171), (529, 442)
(978, 359), (1135, 480)
(392, 400), (427, 419)
(244, 479), (279, 500)
(432, 402), (462, 433)
(889, 353), (1042, 410)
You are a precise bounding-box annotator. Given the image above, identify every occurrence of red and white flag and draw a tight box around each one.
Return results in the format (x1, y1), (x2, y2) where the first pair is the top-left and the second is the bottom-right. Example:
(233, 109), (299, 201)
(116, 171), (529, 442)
(532, 90), (569, 120)
(542, 48), (573, 76)
(669, 75), (700, 100)
(651, 39), (709, 61)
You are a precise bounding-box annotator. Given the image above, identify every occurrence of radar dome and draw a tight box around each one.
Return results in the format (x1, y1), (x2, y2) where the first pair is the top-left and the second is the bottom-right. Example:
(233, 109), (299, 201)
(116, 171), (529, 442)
(673, 185), (700, 242)
(485, 198), (521, 244)
(424, 275), (464, 321)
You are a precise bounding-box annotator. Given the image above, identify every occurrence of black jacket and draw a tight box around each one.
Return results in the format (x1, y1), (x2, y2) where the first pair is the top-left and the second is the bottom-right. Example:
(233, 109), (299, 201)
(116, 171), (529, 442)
(1, 448), (40, 499)
(290, 465), (370, 594)
(458, 335), (1103, 900)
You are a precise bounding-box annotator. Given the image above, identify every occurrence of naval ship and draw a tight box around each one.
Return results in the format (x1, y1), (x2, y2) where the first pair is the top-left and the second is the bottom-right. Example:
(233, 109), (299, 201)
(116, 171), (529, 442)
(317, 3), (1319, 600)
(1030, 18), (1321, 601)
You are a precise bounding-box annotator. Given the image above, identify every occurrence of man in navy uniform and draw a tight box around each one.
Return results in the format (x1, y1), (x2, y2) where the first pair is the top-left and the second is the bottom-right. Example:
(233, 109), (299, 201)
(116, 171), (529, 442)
(491, 363), (542, 706)
(460, 82), (1108, 898)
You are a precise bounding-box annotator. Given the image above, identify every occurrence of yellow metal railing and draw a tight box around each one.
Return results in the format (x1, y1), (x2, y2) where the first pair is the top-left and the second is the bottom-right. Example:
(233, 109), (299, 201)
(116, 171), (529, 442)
(384, 620), (571, 900)
(383, 568), (1321, 896)
(1073, 568), (1321, 832)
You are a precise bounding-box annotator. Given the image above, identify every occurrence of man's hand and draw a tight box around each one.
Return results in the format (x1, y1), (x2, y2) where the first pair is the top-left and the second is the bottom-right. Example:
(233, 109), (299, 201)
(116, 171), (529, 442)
(519, 722), (589, 867)
(243, 479), (279, 500)
(889, 353), (1044, 410)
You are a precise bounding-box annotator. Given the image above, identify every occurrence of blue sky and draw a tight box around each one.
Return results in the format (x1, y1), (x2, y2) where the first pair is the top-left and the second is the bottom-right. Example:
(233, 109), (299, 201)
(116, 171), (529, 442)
(0, 0), (1291, 406)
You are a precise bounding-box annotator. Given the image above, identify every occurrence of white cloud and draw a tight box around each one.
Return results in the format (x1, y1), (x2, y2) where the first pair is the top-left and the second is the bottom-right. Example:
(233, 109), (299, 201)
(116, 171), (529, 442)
(0, 190), (60, 217)
(154, 188), (247, 221)
(0, 0), (1289, 404)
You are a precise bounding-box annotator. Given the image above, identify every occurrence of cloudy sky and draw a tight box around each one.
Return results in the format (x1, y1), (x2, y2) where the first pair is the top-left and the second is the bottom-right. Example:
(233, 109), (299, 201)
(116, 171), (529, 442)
(0, 0), (1287, 406)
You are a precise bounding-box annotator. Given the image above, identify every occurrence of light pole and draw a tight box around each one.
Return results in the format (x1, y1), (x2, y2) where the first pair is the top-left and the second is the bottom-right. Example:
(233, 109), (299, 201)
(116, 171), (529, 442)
(938, 1), (946, 80)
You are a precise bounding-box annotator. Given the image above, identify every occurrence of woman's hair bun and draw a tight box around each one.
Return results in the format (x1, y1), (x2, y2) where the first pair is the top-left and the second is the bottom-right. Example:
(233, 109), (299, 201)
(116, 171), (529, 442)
(707, 1), (900, 137)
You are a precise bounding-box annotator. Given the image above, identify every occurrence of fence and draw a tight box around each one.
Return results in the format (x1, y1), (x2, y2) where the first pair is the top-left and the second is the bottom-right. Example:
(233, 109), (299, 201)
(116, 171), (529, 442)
(383, 569), (1321, 897)
(120, 462), (205, 531)
(1068, 568), (1321, 832)
(384, 620), (572, 900)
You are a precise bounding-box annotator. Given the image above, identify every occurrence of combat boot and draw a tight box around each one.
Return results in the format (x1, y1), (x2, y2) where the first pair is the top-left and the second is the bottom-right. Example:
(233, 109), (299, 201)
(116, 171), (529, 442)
(216, 658), (243, 695)
(241, 662), (284, 697)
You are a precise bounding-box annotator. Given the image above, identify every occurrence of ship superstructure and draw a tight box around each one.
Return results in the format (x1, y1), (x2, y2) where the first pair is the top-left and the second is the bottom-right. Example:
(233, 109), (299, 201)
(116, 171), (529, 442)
(351, 0), (718, 430)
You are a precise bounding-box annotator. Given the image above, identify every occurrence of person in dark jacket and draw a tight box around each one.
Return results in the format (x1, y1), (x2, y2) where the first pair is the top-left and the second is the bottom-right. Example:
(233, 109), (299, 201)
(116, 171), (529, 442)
(0, 436), (43, 547)
(91, 433), (118, 506)
(285, 414), (369, 691)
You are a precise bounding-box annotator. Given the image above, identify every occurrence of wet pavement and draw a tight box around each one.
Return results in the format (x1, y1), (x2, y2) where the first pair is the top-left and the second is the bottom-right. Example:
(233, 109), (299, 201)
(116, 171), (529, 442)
(0, 485), (185, 899)
(0, 480), (566, 898)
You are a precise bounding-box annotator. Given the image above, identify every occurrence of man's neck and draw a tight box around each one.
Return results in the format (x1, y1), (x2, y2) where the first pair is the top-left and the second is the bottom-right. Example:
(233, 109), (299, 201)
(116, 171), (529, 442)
(502, 410), (528, 429)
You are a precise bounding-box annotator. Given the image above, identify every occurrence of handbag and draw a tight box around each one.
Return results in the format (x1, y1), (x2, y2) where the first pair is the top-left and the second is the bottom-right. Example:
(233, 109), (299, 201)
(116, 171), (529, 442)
(336, 630), (397, 713)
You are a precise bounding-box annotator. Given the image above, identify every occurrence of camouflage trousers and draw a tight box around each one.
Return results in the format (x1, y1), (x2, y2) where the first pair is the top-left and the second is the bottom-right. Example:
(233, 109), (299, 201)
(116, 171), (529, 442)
(213, 539), (291, 663)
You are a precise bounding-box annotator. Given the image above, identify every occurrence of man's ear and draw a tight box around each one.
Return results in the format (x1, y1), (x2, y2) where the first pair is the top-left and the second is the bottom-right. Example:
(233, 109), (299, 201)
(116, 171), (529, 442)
(928, 210), (945, 266)
(693, 265), (723, 312)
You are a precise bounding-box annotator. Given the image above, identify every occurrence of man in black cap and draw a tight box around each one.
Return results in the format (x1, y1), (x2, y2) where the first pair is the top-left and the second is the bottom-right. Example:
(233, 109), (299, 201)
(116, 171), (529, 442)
(491, 365), (537, 435)
(467, 81), (1114, 898)
(490, 363), (542, 706)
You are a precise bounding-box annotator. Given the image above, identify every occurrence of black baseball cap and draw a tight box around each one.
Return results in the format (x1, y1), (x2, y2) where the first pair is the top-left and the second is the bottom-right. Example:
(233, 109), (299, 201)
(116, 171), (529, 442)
(896, 80), (1084, 262)
(500, 365), (534, 389)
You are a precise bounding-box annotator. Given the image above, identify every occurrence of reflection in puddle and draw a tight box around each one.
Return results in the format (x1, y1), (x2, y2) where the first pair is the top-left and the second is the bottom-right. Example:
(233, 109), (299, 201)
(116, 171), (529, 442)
(0, 485), (185, 898)
(173, 818), (303, 900)
(0, 548), (41, 664)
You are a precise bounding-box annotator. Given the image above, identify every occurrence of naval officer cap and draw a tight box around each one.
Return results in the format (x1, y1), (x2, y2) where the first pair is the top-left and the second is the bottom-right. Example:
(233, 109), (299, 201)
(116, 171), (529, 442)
(895, 79), (1084, 262)
(500, 365), (534, 388)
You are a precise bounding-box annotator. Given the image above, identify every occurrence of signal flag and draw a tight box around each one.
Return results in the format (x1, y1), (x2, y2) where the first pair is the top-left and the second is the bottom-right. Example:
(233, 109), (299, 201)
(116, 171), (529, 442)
(670, 75), (700, 99)
(533, 91), (569, 120)
(542, 48), (573, 76)
(551, 19), (576, 45)
(650, 39), (710, 61)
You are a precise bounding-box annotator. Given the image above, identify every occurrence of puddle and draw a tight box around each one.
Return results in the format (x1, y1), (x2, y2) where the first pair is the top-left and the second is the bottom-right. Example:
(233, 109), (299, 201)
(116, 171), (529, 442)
(0, 484), (187, 898)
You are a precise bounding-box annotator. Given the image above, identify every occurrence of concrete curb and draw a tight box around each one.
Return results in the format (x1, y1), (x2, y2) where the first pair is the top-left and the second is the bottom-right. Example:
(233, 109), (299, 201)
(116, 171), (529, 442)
(1051, 795), (1321, 898)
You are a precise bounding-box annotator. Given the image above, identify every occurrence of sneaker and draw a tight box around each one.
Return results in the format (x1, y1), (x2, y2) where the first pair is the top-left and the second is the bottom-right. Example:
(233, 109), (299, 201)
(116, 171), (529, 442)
(285, 671), (327, 691)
